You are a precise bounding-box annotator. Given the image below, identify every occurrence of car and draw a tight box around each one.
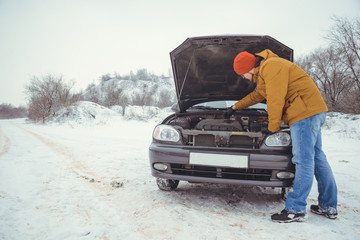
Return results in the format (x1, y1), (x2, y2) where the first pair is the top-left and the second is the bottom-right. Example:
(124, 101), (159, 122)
(149, 35), (295, 199)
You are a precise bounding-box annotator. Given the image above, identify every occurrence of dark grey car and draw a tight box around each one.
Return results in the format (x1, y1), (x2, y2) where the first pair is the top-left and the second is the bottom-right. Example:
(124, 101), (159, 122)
(149, 35), (295, 199)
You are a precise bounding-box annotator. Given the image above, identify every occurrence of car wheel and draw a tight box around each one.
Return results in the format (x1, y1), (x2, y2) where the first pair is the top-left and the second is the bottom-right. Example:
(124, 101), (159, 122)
(156, 178), (179, 191)
(281, 187), (293, 201)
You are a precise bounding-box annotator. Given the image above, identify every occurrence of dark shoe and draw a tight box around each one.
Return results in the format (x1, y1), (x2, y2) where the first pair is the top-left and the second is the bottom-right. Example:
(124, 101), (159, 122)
(271, 209), (306, 223)
(310, 205), (337, 219)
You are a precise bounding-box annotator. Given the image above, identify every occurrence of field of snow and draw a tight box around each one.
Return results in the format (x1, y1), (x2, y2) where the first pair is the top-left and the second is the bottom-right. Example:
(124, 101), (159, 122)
(0, 102), (360, 240)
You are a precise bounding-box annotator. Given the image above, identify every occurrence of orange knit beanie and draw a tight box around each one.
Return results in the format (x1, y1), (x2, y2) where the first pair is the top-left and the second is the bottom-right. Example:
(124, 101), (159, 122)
(233, 51), (256, 75)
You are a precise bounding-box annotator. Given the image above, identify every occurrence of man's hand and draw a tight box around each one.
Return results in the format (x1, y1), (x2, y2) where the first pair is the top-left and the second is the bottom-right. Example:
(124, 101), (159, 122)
(262, 128), (274, 135)
(223, 106), (236, 119)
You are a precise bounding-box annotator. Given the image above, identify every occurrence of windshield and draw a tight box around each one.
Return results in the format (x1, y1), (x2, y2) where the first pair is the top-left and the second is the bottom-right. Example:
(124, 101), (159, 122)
(192, 101), (267, 110)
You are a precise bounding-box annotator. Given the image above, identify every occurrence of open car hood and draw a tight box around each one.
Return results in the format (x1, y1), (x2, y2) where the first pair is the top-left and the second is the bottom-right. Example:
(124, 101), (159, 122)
(170, 35), (293, 112)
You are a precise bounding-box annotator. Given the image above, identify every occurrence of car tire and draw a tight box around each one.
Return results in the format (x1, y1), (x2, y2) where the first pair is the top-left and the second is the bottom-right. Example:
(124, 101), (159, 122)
(156, 178), (179, 191)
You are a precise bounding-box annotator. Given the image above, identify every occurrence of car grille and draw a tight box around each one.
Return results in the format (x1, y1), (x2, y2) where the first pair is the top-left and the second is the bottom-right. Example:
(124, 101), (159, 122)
(193, 134), (259, 149)
(171, 164), (272, 181)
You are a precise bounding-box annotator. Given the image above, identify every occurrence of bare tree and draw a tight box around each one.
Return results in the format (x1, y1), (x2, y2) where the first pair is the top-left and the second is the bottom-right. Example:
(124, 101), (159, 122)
(102, 80), (123, 107)
(157, 89), (175, 108)
(344, 88), (360, 114)
(25, 74), (76, 123)
(100, 79), (130, 115)
(136, 68), (149, 81)
(27, 95), (49, 123)
(327, 16), (360, 89)
(100, 73), (112, 83)
(297, 16), (360, 113)
(83, 83), (101, 104)
(309, 47), (353, 111)
(294, 55), (313, 74)
(119, 95), (129, 116)
(0, 104), (27, 119)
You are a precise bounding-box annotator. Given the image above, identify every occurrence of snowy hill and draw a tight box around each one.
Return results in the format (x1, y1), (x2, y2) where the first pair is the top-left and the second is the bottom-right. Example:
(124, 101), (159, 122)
(52, 101), (121, 125)
(83, 77), (176, 109)
(49, 101), (173, 125)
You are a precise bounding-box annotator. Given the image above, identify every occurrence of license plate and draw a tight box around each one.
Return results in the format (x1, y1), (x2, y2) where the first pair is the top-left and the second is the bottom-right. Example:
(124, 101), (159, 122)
(189, 152), (248, 168)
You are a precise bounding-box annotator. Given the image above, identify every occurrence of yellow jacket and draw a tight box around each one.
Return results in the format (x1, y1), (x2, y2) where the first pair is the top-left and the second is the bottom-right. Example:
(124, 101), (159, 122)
(234, 49), (328, 132)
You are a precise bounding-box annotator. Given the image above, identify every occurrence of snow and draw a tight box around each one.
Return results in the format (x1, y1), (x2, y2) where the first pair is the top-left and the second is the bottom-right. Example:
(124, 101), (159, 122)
(0, 103), (360, 240)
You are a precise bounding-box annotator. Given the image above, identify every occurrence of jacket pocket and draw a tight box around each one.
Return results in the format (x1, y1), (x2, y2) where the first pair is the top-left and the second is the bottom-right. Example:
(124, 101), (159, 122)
(283, 92), (307, 123)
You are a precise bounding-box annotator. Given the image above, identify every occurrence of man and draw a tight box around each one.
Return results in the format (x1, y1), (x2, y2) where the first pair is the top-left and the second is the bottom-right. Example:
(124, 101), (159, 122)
(226, 50), (338, 223)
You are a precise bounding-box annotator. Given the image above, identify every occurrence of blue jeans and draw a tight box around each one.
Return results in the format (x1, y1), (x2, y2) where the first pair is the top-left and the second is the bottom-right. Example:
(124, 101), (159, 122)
(285, 112), (337, 214)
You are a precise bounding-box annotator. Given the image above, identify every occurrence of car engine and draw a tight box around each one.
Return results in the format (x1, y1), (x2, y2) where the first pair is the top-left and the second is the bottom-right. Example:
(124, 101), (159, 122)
(167, 111), (273, 149)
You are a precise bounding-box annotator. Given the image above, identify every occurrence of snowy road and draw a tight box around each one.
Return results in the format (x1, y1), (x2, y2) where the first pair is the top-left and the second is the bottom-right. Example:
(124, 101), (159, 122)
(0, 120), (140, 239)
(1, 117), (360, 240)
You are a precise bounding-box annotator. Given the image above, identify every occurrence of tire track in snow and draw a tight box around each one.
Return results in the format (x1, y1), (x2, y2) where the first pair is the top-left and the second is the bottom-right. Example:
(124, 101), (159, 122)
(5, 123), (136, 239)
(13, 123), (105, 185)
(0, 126), (11, 158)
(0, 122), (100, 239)
(9, 124), (169, 238)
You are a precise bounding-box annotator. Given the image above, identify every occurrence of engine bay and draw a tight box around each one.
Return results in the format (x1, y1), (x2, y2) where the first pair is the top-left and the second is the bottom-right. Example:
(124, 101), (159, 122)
(167, 111), (273, 148)
(168, 111), (269, 131)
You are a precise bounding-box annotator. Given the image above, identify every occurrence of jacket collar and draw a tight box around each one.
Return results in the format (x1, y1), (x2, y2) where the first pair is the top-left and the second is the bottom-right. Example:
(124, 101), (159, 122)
(253, 49), (279, 82)
(255, 49), (279, 60)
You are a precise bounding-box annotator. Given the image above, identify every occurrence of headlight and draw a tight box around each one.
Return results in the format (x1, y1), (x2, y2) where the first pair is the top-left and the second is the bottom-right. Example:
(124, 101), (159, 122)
(153, 125), (180, 142)
(265, 132), (291, 146)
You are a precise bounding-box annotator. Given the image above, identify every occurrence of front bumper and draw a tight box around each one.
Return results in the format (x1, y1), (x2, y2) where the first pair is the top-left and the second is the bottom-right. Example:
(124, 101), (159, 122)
(149, 143), (294, 188)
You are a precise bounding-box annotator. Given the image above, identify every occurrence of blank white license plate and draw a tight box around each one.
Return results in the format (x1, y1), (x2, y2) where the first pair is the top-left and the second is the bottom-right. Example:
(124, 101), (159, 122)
(189, 152), (248, 168)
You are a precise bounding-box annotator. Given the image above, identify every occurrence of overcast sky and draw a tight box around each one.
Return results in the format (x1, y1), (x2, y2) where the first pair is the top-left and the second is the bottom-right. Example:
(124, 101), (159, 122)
(0, 0), (359, 106)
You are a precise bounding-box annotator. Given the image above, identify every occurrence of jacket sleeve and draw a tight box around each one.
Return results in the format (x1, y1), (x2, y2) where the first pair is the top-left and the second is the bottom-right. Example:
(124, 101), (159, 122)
(234, 90), (264, 110)
(262, 61), (289, 132)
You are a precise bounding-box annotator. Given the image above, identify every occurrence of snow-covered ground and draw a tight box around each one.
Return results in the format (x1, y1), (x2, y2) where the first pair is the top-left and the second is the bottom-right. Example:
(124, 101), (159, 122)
(0, 103), (359, 240)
